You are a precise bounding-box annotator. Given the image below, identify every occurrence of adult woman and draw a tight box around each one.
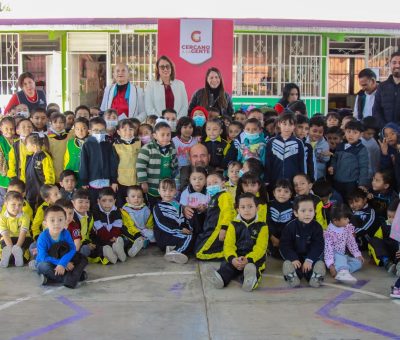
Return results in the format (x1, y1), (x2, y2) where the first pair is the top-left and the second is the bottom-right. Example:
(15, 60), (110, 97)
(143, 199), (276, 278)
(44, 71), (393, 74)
(100, 63), (146, 122)
(145, 56), (188, 118)
(188, 67), (233, 117)
(4, 72), (47, 114)
(276, 83), (307, 115)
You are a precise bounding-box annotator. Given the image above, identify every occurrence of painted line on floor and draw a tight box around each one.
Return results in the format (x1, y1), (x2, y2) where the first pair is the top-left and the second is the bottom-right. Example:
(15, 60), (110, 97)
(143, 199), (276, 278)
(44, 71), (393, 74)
(316, 280), (400, 339)
(11, 296), (91, 340)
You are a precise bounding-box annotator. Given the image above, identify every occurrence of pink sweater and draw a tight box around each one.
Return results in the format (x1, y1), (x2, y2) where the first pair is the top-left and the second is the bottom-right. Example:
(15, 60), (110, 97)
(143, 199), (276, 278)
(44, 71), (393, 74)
(323, 223), (362, 267)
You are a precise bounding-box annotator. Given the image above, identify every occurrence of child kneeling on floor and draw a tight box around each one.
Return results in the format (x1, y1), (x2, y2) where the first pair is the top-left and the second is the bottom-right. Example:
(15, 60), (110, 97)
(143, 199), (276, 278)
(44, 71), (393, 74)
(280, 195), (326, 288)
(153, 179), (193, 264)
(207, 193), (268, 291)
(36, 205), (88, 288)
(324, 204), (364, 283)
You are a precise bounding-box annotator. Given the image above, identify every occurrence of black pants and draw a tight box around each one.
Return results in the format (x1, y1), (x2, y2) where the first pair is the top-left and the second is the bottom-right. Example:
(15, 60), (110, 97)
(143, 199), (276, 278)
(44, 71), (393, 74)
(333, 181), (357, 201)
(369, 237), (399, 263)
(146, 194), (161, 211)
(294, 260), (319, 281)
(217, 260), (263, 287)
(116, 184), (129, 208)
(154, 228), (193, 254)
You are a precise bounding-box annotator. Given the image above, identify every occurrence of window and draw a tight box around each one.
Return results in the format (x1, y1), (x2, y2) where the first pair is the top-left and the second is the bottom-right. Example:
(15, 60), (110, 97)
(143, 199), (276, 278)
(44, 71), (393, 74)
(0, 34), (18, 95)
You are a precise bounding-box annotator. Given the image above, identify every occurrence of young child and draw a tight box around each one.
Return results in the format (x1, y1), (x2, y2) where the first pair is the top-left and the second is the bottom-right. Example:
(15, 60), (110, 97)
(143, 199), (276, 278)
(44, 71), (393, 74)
(4, 178), (33, 221)
(195, 172), (235, 260)
(137, 121), (178, 208)
(0, 191), (31, 267)
(162, 109), (178, 135)
(138, 124), (153, 146)
(121, 185), (155, 246)
(267, 179), (294, 258)
(25, 133), (56, 210)
(7, 118), (34, 180)
(227, 121), (243, 143)
(379, 122), (400, 173)
(190, 106), (208, 130)
(325, 126), (344, 154)
(295, 115), (315, 181)
(340, 115), (354, 133)
(233, 110), (247, 125)
(368, 199), (400, 272)
(348, 188), (380, 250)
(280, 195), (325, 288)
(236, 172), (268, 223)
(180, 167), (209, 235)
(265, 113), (306, 189)
(207, 193), (269, 291)
(293, 173), (327, 229)
(30, 107), (48, 135)
(361, 116), (380, 178)
(146, 114), (158, 128)
(64, 111), (75, 132)
(35, 205), (88, 288)
(103, 109), (119, 141)
(329, 120), (370, 200)
(153, 179), (193, 264)
(79, 117), (118, 207)
(201, 118), (229, 170)
(90, 187), (126, 264)
(224, 161), (242, 202)
(48, 112), (68, 182)
(0, 116), (15, 206)
(324, 204), (364, 283)
(307, 116), (330, 180)
(312, 179), (336, 224)
(57, 170), (76, 201)
(172, 117), (198, 169)
(369, 170), (397, 220)
(71, 189), (94, 258)
(64, 117), (89, 186)
(326, 112), (341, 128)
(113, 119), (142, 207)
(240, 158), (264, 178)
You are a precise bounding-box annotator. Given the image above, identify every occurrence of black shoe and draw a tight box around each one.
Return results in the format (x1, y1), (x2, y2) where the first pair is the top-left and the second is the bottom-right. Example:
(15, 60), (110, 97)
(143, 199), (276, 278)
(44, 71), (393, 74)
(79, 271), (88, 282)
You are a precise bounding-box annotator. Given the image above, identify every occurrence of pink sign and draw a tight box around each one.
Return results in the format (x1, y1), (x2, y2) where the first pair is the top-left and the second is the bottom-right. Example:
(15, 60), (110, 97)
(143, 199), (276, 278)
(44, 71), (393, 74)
(157, 19), (233, 102)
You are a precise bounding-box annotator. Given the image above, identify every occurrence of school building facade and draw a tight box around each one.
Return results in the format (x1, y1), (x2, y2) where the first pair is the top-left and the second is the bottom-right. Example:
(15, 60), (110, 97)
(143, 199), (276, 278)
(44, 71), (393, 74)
(0, 18), (399, 115)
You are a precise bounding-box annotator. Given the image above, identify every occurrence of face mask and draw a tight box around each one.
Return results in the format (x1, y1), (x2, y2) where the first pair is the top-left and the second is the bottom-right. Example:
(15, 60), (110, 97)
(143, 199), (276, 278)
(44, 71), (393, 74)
(206, 184), (221, 197)
(121, 136), (134, 144)
(92, 133), (106, 143)
(168, 120), (177, 132)
(16, 111), (29, 118)
(140, 135), (151, 144)
(244, 132), (260, 142)
(238, 169), (245, 178)
(106, 120), (118, 128)
(193, 115), (206, 127)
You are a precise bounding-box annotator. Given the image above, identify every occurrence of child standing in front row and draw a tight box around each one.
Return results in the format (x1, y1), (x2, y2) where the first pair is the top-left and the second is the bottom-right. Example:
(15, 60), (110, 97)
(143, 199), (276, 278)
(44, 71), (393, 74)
(280, 195), (325, 288)
(207, 193), (269, 292)
(153, 179), (193, 264)
(324, 204), (364, 283)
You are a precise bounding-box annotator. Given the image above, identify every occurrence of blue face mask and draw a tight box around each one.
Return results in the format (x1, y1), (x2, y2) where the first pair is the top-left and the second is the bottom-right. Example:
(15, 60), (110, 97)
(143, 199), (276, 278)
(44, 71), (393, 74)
(206, 184), (221, 197)
(244, 132), (260, 142)
(193, 115), (206, 127)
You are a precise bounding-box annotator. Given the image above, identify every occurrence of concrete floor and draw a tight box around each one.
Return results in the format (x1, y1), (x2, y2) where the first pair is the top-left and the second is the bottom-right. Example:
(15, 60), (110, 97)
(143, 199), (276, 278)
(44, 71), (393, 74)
(0, 246), (399, 340)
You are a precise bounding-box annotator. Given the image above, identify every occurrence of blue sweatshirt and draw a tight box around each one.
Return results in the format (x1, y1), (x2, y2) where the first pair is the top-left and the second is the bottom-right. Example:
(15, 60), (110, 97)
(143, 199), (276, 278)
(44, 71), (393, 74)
(36, 229), (76, 268)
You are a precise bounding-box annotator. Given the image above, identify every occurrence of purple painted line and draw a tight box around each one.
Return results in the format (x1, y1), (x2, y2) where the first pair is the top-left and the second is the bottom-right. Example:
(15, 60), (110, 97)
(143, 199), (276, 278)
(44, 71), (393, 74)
(316, 280), (400, 339)
(12, 296), (91, 340)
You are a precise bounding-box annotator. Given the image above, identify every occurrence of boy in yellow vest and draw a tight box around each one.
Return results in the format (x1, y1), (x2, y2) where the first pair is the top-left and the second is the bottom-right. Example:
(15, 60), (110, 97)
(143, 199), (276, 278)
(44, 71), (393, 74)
(48, 112), (69, 182)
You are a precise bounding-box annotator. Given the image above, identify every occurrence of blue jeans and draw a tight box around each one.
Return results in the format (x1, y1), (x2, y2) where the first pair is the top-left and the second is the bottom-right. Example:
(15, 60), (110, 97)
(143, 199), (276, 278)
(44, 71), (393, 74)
(37, 261), (66, 283)
(334, 253), (362, 273)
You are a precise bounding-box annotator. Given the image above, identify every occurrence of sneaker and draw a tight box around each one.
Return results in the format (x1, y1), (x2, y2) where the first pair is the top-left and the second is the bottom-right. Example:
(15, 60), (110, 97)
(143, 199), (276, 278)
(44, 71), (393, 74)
(164, 246), (188, 264)
(386, 262), (396, 275)
(309, 261), (326, 288)
(0, 245), (12, 268)
(396, 262), (400, 277)
(335, 269), (357, 283)
(282, 260), (300, 288)
(390, 286), (400, 299)
(128, 237), (144, 258)
(205, 268), (224, 289)
(28, 260), (37, 271)
(242, 263), (258, 292)
(112, 237), (126, 262)
(12, 245), (24, 267)
(38, 274), (48, 286)
(79, 271), (88, 282)
(103, 245), (118, 264)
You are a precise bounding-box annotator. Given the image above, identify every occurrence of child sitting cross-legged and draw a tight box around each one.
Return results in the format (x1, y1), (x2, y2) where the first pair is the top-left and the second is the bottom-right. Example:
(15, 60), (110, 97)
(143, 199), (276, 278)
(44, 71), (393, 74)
(280, 195), (326, 288)
(36, 205), (88, 288)
(324, 204), (364, 283)
(206, 193), (268, 292)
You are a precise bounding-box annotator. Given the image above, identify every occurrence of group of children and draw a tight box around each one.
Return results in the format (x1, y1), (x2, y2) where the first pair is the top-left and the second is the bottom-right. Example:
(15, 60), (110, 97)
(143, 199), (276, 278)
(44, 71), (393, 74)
(0, 102), (399, 298)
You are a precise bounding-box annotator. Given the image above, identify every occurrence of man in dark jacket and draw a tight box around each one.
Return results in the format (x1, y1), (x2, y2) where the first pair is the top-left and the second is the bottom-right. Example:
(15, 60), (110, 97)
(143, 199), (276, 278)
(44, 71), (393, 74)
(373, 51), (400, 128)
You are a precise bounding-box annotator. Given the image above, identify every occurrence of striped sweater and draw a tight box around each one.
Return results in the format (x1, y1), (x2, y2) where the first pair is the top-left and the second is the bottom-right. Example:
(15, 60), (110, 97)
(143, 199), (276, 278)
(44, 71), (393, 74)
(136, 140), (178, 196)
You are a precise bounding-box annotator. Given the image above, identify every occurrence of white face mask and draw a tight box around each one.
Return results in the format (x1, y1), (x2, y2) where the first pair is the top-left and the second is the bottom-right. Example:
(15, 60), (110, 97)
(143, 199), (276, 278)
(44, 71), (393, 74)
(168, 120), (177, 132)
(92, 133), (106, 143)
(106, 120), (118, 129)
(16, 111), (29, 118)
(121, 136), (134, 143)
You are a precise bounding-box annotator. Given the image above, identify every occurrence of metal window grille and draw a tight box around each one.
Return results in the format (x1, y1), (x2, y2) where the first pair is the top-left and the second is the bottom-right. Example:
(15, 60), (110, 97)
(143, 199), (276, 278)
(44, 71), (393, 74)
(109, 33), (157, 89)
(233, 34), (322, 97)
(0, 34), (18, 95)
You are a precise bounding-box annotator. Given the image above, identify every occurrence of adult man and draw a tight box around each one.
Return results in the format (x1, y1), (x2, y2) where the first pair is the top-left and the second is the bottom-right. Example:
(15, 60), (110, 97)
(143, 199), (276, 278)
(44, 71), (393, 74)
(373, 52), (400, 127)
(354, 68), (378, 120)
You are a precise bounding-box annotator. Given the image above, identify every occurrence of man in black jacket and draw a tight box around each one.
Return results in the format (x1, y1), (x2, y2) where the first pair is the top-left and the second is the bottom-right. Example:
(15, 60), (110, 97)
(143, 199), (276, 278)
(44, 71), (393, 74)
(373, 51), (400, 128)
(354, 68), (378, 120)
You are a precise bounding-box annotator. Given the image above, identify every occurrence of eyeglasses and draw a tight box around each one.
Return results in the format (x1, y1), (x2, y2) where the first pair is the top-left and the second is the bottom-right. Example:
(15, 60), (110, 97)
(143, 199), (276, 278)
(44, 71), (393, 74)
(159, 64), (171, 71)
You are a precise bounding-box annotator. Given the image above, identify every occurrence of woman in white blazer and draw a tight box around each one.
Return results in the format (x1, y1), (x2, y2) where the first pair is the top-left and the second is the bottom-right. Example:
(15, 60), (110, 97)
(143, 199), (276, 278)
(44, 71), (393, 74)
(101, 63), (146, 122)
(145, 56), (188, 118)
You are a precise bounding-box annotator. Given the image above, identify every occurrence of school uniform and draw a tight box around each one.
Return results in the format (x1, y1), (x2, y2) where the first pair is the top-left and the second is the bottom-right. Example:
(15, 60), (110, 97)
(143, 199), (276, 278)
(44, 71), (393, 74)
(48, 130), (68, 182)
(350, 204), (380, 250)
(64, 137), (86, 186)
(121, 203), (155, 242)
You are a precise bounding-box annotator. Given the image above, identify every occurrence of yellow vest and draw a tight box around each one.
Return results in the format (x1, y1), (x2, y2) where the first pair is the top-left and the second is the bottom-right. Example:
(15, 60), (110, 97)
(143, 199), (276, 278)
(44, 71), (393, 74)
(48, 136), (68, 182)
(113, 141), (141, 186)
